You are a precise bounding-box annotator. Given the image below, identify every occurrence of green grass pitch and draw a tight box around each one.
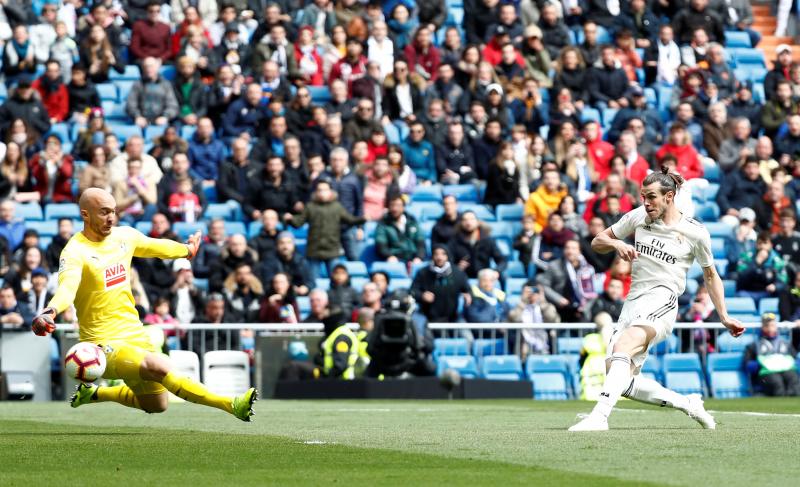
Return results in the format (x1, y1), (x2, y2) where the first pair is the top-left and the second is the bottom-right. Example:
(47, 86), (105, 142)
(1, 398), (799, 486)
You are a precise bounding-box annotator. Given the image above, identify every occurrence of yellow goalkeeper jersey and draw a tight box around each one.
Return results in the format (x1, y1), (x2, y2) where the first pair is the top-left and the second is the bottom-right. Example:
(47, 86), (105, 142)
(48, 226), (189, 344)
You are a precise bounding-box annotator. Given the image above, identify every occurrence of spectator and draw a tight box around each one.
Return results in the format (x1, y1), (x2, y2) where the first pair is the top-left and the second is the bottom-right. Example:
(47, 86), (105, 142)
(0, 285), (31, 331)
(248, 210), (280, 263)
(717, 158), (767, 226)
(382, 58), (425, 126)
(509, 282), (560, 355)
(588, 277), (624, 321)
(169, 255), (206, 325)
(80, 23), (124, 84)
(643, 23), (681, 86)
(431, 195), (460, 247)
(304, 289), (330, 323)
(614, 30), (642, 83)
(149, 125), (189, 167)
(553, 46), (588, 108)
(779, 272), (800, 323)
(775, 114), (800, 165)
(375, 194), (425, 263)
(188, 292), (240, 350)
(28, 134), (74, 203)
(363, 157), (395, 221)
(344, 98), (381, 143)
(22, 267), (52, 316)
(471, 117), (504, 180)
(321, 147), (364, 259)
(437, 121), (475, 185)
(77, 145), (111, 196)
(0, 142), (37, 203)
(705, 43), (737, 101)
(420, 99), (447, 149)
(615, 0), (659, 48)
(536, 239), (597, 322)
(186, 117), (224, 184)
(773, 210), (800, 275)
(736, 231), (788, 302)
(484, 141), (521, 207)
(2, 25), (37, 79)
(404, 25), (439, 82)
(31, 60), (68, 123)
(465, 268), (509, 324)
(74, 107), (111, 161)
(744, 313), (799, 397)
(761, 79), (798, 139)
(222, 83), (267, 141)
(258, 233), (314, 298)
(223, 262), (264, 323)
(126, 57), (179, 128)
(588, 45), (630, 110)
(449, 210), (507, 279)
(655, 123), (704, 180)
(217, 137), (260, 209)
(44, 218), (72, 270)
(207, 65), (243, 127)
(400, 121), (436, 183)
(607, 85), (663, 145)
(680, 282), (720, 324)
(259, 271), (301, 323)
(537, 2), (570, 59)
(755, 180), (793, 234)
(328, 263), (360, 320)
(0, 77), (51, 138)
(173, 57), (207, 127)
(209, 234), (258, 293)
(519, 25), (551, 88)
(66, 64), (101, 124)
(192, 219), (225, 280)
(411, 244), (470, 323)
(155, 152), (204, 217)
(144, 296), (179, 328)
(245, 156), (303, 220)
(329, 36), (367, 95)
(755, 136), (780, 183)
(583, 120), (614, 181)
(167, 177), (202, 223)
(130, 1), (171, 62)
(578, 21), (601, 66)
(114, 159), (157, 224)
(614, 132), (650, 187)
(765, 44), (794, 101)
(525, 168), (568, 233)
(109, 135), (163, 187)
(286, 180), (365, 278)
(718, 117), (756, 173)
(672, 0), (724, 44)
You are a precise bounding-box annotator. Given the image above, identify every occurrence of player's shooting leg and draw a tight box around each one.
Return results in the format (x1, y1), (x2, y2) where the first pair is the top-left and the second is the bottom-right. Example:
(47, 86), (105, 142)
(140, 353), (234, 414)
(622, 373), (690, 410)
(592, 325), (655, 418)
(94, 385), (143, 410)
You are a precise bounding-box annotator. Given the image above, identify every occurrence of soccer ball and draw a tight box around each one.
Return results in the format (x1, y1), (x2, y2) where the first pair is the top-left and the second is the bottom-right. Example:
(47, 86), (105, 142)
(64, 342), (107, 383)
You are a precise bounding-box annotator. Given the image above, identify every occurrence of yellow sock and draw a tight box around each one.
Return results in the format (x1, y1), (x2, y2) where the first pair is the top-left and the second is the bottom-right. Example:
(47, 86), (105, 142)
(94, 385), (142, 410)
(161, 372), (233, 414)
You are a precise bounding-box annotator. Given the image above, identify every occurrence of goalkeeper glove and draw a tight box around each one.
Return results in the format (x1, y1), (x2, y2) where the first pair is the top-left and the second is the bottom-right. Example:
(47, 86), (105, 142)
(32, 307), (57, 336)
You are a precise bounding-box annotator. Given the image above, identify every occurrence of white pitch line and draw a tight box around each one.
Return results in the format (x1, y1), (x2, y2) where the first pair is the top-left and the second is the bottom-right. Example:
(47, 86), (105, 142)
(617, 407), (800, 418)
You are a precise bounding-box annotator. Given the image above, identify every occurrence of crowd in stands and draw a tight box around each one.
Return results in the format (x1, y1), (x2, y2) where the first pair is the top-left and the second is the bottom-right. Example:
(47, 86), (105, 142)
(0, 0), (800, 364)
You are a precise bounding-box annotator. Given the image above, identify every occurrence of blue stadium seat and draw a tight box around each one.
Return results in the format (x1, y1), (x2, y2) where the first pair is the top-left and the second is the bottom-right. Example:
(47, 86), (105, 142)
(504, 261), (528, 279)
(115, 80), (135, 99)
(173, 221), (207, 240)
(662, 353), (706, 396)
(46, 123), (71, 143)
(38, 236), (52, 250)
(641, 355), (662, 383)
(601, 108), (618, 126)
(109, 64), (141, 80)
(159, 65), (176, 81)
(421, 204), (445, 221)
(343, 261), (369, 278)
(480, 355), (523, 380)
(472, 338), (507, 358)
(383, 123), (400, 145)
(180, 125), (197, 140)
(433, 338), (470, 357)
(716, 333), (755, 353)
(726, 297), (757, 314)
(487, 221), (514, 240)
(16, 203), (43, 221)
(759, 297), (779, 317)
(442, 184), (478, 202)
(108, 123), (143, 143)
(563, 353), (581, 397)
(194, 278), (209, 292)
(204, 203), (232, 220)
(724, 31), (751, 48)
(730, 314), (762, 325)
(703, 160), (721, 183)
(307, 85), (331, 104)
(296, 296), (310, 319)
(651, 333), (679, 355)
(314, 278), (330, 290)
(730, 48), (766, 67)
(580, 107), (600, 123)
(388, 278), (412, 292)
(45, 203), (80, 220)
(526, 355), (571, 400)
(247, 222), (263, 239)
(495, 203), (524, 221)
(705, 221), (734, 239)
(223, 221), (247, 236)
(359, 243), (379, 267)
(96, 83), (118, 101)
(290, 224), (308, 239)
(145, 125), (167, 141)
(102, 101), (128, 121)
(707, 352), (750, 398)
(410, 185), (443, 203)
(710, 237), (726, 259)
(410, 261), (427, 278)
(703, 183), (720, 201)
(505, 277), (526, 295)
(25, 220), (58, 237)
(459, 203), (496, 221)
(722, 279), (736, 297)
(350, 276), (368, 292)
(370, 261), (408, 278)
(695, 201), (720, 222)
(557, 337), (583, 355)
(135, 221), (152, 234)
(436, 355), (479, 378)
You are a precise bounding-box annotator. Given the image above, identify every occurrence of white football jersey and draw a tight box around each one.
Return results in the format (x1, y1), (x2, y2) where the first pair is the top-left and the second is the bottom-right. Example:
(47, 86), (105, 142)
(610, 206), (714, 299)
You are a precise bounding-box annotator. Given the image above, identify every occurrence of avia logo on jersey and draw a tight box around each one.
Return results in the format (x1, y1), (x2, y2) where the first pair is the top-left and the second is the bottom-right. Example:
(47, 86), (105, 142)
(104, 263), (127, 289)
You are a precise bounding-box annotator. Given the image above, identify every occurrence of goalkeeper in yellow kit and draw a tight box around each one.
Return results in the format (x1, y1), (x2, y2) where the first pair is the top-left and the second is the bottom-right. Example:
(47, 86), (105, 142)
(31, 188), (257, 421)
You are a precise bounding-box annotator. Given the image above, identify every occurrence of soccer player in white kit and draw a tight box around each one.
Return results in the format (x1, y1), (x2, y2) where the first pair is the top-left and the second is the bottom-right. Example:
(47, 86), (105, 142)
(569, 168), (746, 431)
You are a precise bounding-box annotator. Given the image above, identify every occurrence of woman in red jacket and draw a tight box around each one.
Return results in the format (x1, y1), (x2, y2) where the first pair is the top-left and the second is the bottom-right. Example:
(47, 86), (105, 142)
(655, 122), (704, 180)
(28, 134), (75, 203)
(404, 26), (440, 82)
(31, 60), (68, 123)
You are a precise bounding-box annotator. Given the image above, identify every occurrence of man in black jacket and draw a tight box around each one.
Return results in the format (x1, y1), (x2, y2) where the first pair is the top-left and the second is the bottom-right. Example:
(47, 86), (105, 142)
(411, 245), (471, 322)
(431, 195), (460, 247)
(449, 211), (507, 279)
(672, 0), (725, 44)
(217, 137), (261, 209)
(258, 232), (314, 297)
(208, 234), (258, 293)
(716, 157), (767, 223)
(244, 156), (304, 220)
(45, 218), (73, 270)
(248, 209), (280, 262)
(0, 77), (51, 137)
(613, 0), (659, 48)
(588, 45), (630, 110)
(436, 121), (475, 184)
(587, 278), (624, 321)
(538, 2), (571, 59)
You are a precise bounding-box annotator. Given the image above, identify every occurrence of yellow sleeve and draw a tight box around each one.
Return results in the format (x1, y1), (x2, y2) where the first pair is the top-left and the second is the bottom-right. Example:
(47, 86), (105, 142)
(130, 228), (190, 259)
(47, 253), (83, 314)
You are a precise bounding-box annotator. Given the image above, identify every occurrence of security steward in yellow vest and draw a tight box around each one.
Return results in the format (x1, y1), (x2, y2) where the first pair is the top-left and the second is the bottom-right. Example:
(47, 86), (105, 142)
(319, 308), (360, 380)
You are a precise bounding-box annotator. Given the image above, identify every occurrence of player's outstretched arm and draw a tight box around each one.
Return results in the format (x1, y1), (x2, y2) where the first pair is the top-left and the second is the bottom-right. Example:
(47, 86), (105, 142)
(133, 229), (201, 260)
(591, 227), (638, 261)
(702, 265), (746, 337)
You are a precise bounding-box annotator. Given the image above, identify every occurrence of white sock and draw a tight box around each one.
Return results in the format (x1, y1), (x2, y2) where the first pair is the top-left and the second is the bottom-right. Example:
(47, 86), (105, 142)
(591, 352), (631, 418)
(622, 375), (690, 411)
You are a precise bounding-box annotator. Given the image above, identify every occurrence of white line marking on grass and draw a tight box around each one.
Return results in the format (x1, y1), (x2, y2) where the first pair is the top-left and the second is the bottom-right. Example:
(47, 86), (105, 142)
(297, 440), (336, 445)
(617, 408), (800, 418)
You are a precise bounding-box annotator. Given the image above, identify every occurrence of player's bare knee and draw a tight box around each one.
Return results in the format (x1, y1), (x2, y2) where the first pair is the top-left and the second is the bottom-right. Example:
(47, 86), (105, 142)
(139, 353), (172, 382)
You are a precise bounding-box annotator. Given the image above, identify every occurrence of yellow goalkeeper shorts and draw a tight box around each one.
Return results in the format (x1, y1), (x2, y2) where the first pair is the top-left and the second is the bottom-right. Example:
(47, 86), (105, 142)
(100, 339), (167, 397)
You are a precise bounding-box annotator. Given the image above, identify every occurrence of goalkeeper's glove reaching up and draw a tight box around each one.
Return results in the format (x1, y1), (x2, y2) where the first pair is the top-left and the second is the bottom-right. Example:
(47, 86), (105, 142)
(32, 307), (57, 336)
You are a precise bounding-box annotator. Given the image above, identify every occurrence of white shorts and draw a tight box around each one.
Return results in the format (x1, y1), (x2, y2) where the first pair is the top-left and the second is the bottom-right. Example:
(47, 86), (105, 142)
(606, 285), (679, 369)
